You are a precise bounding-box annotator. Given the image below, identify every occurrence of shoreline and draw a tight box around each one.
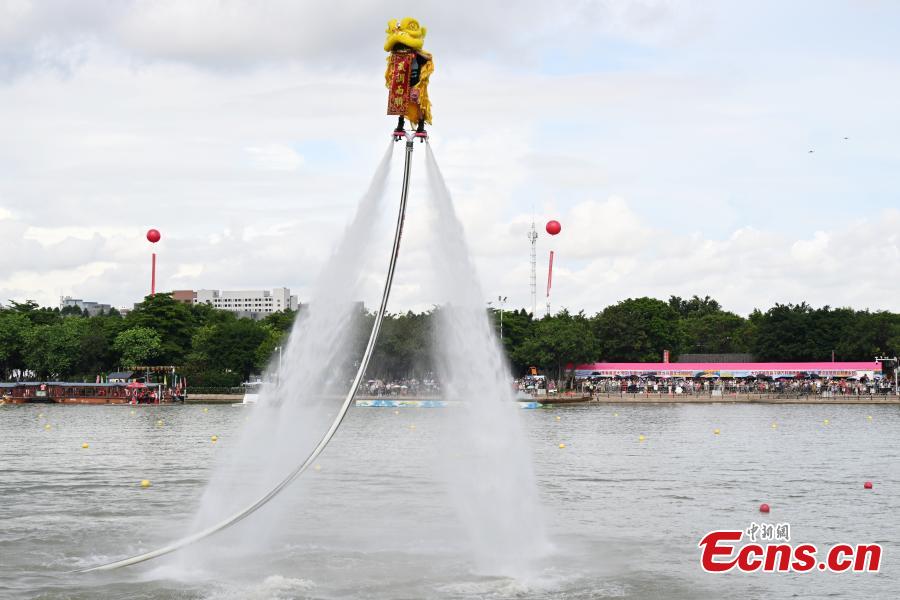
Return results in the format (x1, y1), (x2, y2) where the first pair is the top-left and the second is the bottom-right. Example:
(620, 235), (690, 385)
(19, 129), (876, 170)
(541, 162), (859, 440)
(586, 393), (899, 405)
(182, 393), (900, 405)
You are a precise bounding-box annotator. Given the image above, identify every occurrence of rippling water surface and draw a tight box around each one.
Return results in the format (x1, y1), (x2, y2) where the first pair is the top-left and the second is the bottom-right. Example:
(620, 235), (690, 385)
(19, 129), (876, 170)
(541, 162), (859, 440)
(1, 402), (897, 599)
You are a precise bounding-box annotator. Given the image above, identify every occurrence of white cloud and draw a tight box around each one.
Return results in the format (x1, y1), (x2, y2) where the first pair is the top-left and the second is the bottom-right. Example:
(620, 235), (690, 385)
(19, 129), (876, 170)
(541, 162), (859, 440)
(245, 144), (304, 171)
(1, 1), (899, 317)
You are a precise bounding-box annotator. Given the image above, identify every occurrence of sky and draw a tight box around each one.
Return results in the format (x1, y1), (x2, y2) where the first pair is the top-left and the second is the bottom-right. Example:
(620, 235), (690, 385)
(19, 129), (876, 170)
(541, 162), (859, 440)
(1, 0), (898, 316)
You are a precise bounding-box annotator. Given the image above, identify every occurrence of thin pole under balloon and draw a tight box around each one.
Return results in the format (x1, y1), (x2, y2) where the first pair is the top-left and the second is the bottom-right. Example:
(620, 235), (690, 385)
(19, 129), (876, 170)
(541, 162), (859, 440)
(546, 250), (554, 316)
(151, 252), (157, 296)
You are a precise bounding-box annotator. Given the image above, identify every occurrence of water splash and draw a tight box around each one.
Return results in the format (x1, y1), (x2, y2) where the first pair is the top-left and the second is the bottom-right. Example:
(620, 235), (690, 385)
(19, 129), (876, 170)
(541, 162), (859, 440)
(423, 145), (549, 574)
(169, 142), (397, 569)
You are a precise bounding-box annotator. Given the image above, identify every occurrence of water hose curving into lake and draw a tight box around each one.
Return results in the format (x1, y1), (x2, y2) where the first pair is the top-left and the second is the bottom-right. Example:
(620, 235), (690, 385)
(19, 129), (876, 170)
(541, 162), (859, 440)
(78, 138), (418, 572)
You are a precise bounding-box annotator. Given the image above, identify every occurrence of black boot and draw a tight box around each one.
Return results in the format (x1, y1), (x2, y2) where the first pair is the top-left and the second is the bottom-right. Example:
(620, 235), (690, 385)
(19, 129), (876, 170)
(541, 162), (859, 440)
(414, 119), (427, 140)
(393, 116), (405, 139)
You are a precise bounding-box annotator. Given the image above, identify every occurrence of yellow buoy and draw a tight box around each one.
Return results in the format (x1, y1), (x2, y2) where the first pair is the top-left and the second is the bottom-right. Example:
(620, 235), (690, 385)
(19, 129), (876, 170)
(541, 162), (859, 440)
(140, 479), (151, 488)
(313, 464), (322, 471)
(867, 415), (873, 421)
(713, 428), (720, 435)
(409, 424), (416, 430)
(211, 435), (218, 442)
(558, 443), (566, 449)
(555, 415), (561, 421)
(82, 442), (89, 449)
(613, 412), (618, 417)
(394, 410), (399, 415)
(638, 434), (646, 442)
(38, 413), (45, 418)
(823, 419), (830, 425)
(771, 423), (777, 429)
(156, 420), (164, 427)
(203, 407), (209, 413)
(130, 410), (136, 415)
(44, 424), (51, 430)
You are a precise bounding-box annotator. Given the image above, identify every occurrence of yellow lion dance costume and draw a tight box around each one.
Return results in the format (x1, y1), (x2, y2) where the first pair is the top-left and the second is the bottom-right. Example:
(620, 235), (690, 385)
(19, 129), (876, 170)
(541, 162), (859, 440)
(385, 17), (434, 138)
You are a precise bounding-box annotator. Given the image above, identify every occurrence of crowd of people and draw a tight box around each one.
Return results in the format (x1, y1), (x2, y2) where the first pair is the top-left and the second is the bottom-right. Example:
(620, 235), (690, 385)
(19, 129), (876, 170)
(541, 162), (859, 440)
(362, 378), (440, 396)
(575, 375), (896, 396)
(361, 374), (895, 398)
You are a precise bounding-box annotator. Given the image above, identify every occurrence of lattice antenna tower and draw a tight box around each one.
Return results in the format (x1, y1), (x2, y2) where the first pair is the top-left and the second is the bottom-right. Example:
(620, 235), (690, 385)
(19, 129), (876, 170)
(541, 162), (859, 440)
(527, 216), (538, 317)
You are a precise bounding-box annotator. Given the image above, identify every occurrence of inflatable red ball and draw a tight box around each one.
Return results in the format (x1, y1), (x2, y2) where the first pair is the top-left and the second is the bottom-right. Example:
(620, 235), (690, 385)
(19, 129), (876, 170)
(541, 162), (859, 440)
(546, 220), (561, 235)
(864, 481), (873, 489)
(146, 229), (161, 243)
(759, 503), (770, 513)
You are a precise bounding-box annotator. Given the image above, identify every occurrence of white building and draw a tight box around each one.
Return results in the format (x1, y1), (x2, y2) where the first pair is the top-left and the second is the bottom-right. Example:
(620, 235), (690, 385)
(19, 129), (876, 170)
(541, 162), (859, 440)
(193, 288), (299, 318)
(60, 296), (113, 316)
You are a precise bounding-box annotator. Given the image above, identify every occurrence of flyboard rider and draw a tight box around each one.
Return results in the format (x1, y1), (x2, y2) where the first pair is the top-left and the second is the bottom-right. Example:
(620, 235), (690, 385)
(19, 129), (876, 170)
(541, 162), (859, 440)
(385, 17), (434, 140)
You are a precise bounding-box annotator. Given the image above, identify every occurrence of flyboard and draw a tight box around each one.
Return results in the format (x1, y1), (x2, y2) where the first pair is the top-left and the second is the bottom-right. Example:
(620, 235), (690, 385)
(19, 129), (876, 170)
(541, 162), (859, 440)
(77, 17), (434, 573)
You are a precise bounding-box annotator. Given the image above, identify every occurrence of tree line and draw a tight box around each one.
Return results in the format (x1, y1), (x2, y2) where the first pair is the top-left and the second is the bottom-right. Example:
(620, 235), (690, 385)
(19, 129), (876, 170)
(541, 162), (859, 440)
(1, 294), (898, 385)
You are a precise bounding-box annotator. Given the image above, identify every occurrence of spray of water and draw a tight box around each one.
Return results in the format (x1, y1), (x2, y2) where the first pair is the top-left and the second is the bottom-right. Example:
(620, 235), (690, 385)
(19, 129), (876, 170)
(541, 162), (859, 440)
(159, 142), (397, 570)
(423, 145), (549, 575)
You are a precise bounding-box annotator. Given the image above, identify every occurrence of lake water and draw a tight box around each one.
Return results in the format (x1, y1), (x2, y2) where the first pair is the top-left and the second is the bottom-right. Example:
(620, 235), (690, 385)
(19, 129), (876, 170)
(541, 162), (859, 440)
(1, 402), (896, 599)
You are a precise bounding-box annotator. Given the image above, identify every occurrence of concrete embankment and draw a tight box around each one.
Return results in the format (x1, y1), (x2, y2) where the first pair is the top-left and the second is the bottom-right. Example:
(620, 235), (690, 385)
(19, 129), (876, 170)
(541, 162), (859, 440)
(185, 392), (900, 405)
(186, 394), (243, 404)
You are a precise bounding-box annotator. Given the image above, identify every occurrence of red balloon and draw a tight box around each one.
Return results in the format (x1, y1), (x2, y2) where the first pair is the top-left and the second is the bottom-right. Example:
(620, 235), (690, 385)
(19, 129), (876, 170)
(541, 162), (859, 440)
(864, 481), (873, 489)
(146, 229), (161, 243)
(546, 220), (561, 235)
(759, 503), (770, 513)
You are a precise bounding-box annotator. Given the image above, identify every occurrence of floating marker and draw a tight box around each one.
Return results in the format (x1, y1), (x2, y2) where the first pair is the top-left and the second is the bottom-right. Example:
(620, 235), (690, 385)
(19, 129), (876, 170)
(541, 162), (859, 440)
(613, 412), (618, 417)
(82, 442), (89, 449)
(409, 424), (416, 430)
(38, 413), (45, 418)
(156, 420), (164, 426)
(130, 410), (135, 415)
(771, 423), (777, 429)
(558, 443), (566, 449)
(314, 464), (322, 471)
(864, 481), (873, 489)
(823, 419), (830, 425)
(555, 416), (561, 421)
(211, 435), (218, 443)
(394, 410), (399, 415)
(140, 480), (151, 488)
(713, 428), (720, 435)
(867, 415), (873, 421)
(44, 424), (51, 430)
(759, 503), (770, 513)
(638, 434), (646, 442)
(203, 408), (209, 413)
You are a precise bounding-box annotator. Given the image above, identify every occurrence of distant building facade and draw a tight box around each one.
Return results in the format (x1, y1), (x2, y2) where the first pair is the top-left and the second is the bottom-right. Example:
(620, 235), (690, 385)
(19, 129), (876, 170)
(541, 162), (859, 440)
(171, 290), (197, 305)
(175, 288), (299, 319)
(60, 296), (113, 316)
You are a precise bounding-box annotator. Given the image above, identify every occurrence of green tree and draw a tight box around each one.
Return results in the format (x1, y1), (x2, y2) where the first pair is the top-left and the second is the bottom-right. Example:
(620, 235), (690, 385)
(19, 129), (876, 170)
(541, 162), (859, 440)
(492, 308), (534, 374)
(23, 318), (88, 379)
(371, 311), (433, 379)
(668, 295), (722, 319)
(515, 310), (595, 386)
(593, 297), (683, 361)
(254, 323), (288, 372)
(262, 309), (298, 333)
(76, 314), (124, 376)
(125, 293), (195, 364)
(189, 319), (269, 382)
(0, 311), (32, 378)
(8, 300), (61, 326)
(113, 327), (163, 367)
(682, 311), (750, 354)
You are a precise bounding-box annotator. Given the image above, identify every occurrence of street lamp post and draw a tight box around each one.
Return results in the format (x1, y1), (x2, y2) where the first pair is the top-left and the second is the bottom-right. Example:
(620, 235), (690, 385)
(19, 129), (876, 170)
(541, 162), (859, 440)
(498, 295), (508, 340)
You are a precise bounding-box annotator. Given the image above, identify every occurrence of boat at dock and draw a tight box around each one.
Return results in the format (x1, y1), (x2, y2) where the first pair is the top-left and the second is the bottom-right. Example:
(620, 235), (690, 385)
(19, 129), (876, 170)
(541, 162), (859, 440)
(0, 381), (178, 405)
